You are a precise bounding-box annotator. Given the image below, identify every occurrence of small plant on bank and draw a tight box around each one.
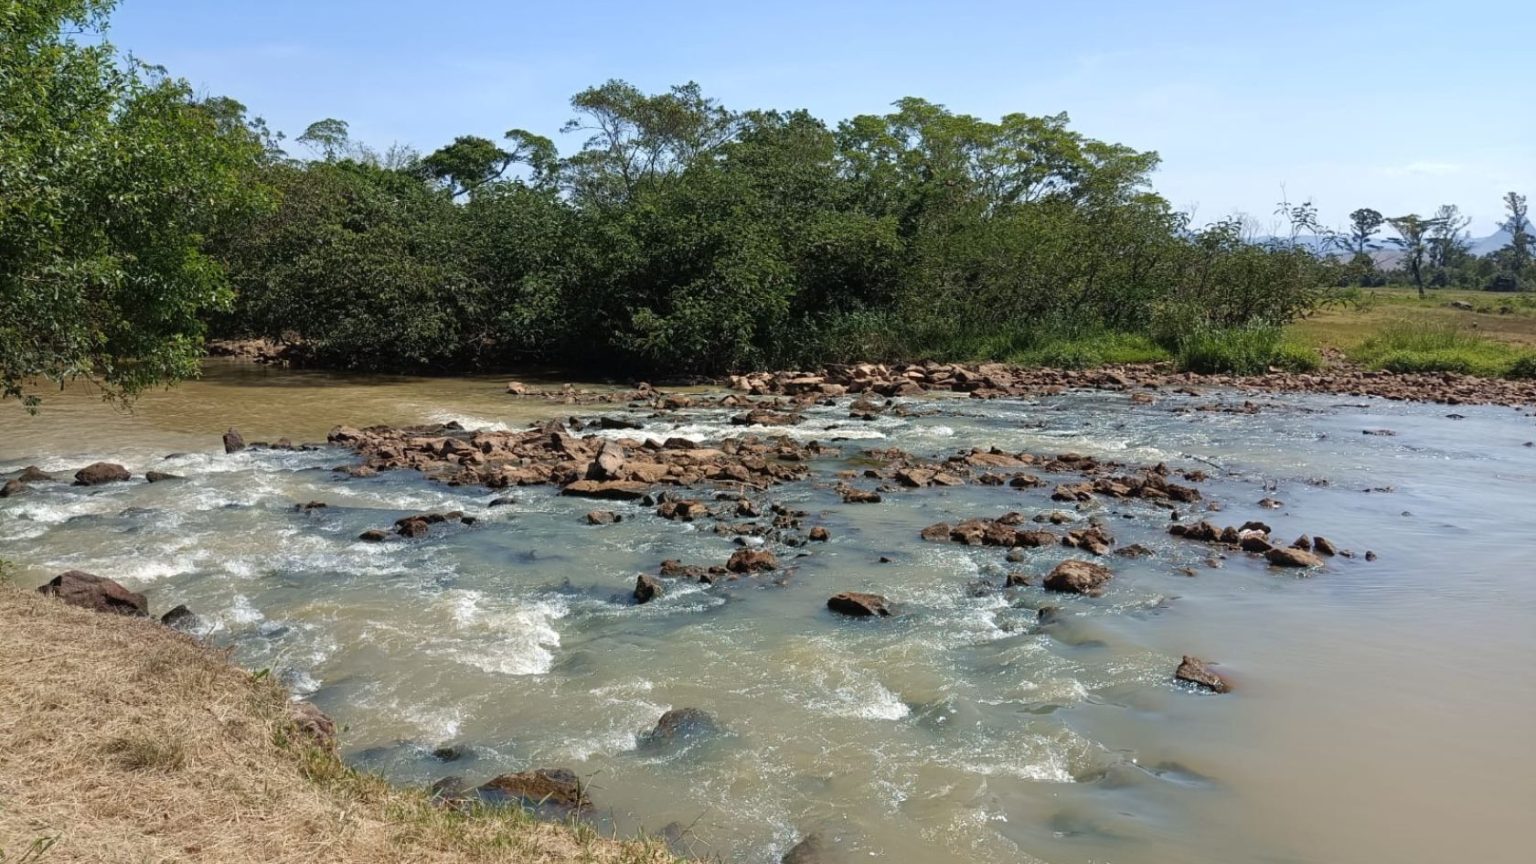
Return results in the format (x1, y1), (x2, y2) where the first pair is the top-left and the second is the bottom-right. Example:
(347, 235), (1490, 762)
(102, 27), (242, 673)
(1174, 324), (1322, 375)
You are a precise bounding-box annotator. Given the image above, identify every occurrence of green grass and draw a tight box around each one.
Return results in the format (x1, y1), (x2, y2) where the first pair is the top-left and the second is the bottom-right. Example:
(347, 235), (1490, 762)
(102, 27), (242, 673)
(1349, 319), (1536, 378)
(1174, 324), (1322, 375)
(1005, 332), (1170, 369)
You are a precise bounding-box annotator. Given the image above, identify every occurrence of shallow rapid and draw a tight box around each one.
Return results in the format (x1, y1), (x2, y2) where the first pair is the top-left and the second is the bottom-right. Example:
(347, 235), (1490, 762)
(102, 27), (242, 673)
(2, 361), (1533, 864)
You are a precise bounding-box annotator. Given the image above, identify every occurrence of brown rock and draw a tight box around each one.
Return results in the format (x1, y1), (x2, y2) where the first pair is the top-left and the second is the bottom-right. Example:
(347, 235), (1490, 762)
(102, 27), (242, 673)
(634, 574), (663, 604)
(36, 571), (148, 616)
(585, 510), (620, 525)
(646, 707), (719, 742)
(560, 480), (650, 500)
(288, 701), (337, 750)
(223, 427), (246, 454)
(919, 523), (951, 542)
(476, 768), (591, 817)
(15, 466), (53, 483)
(1313, 536), (1338, 556)
(808, 526), (830, 542)
(73, 462), (131, 486)
(1005, 571), (1031, 587)
(588, 441), (627, 481)
(1265, 547), (1323, 568)
(1043, 560), (1113, 596)
(358, 529), (389, 542)
(144, 471), (180, 483)
(727, 548), (779, 573)
(827, 592), (891, 617)
(1175, 655), (1231, 693)
(0, 478), (23, 498)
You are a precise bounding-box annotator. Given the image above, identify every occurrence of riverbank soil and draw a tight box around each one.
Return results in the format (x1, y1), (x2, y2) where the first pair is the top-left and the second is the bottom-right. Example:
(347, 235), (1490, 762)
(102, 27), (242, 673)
(0, 587), (675, 864)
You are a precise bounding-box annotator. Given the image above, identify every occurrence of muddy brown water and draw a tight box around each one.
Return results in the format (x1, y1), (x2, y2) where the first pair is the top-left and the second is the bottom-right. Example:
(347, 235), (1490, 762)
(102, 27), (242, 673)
(2, 360), (1533, 863)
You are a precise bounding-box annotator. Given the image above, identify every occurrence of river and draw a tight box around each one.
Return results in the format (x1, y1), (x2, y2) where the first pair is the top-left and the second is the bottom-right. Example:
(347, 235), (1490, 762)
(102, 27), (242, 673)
(2, 360), (1533, 864)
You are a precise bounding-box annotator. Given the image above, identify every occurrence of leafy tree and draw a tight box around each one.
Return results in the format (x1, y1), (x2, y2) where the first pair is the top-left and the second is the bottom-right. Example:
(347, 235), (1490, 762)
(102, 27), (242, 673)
(1386, 215), (1442, 297)
(0, 0), (268, 409)
(297, 118), (350, 161)
(1501, 191), (1530, 283)
(1348, 208), (1385, 255)
(1428, 204), (1471, 278)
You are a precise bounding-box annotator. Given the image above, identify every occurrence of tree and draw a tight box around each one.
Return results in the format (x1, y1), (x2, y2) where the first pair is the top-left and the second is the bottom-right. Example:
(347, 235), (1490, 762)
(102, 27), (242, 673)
(420, 135), (511, 197)
(1501, 191), (1530, 283)
(1348, 208), (1385, 255)
(1428, 204), (1471, 274)
(1, 0), (268, 409)
(1386, 215), (1442, 297)
(297, 118), (350, 161)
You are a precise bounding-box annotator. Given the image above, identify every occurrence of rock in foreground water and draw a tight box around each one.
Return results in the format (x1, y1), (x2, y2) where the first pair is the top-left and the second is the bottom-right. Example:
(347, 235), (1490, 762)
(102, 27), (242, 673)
(73, 462), (130, 486)
(827, 592), (891, 617)
(1175, 655), (1232, 693)
(476, 768), (591, 818)
(1043, 560), (1113, 595)
(1265, 547), (1323, 568)
(36, 571), (147, 617)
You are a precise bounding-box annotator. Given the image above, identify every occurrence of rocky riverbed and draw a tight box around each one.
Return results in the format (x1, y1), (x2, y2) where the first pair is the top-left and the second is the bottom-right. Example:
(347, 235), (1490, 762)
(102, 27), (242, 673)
(2, 360), (1533, 864)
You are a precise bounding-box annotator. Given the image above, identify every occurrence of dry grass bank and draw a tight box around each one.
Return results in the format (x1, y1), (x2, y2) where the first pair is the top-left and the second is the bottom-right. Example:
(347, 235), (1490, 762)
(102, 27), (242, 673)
(0, 587), (678, 864)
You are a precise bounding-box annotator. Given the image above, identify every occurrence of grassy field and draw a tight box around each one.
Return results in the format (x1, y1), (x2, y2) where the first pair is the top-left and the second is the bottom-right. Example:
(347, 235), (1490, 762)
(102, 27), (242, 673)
(1289, 287), (1536, 378)
(1294, 287), (1536, 351)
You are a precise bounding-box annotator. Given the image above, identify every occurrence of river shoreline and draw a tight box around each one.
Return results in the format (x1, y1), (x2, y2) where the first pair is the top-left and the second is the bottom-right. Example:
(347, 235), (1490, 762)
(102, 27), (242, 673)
(209, 340), (1536, 408)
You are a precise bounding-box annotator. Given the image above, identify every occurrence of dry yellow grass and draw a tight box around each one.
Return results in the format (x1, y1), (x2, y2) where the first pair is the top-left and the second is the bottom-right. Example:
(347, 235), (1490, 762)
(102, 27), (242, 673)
(0, 587), (679, 864)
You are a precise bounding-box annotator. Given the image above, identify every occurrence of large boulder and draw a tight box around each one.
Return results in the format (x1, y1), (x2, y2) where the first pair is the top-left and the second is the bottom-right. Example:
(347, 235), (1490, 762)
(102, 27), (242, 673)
(587, 441), (626, 481)
(73, 462), (131, 486)
(1043, 560), (1113, 596)
(36, 571), (147, 617)
(476, 768), (592, 819)
(0, 478), (23, 498)
(222, 427), (246, 454)
(15, 466), (53, 483)
(827, 592), (891, 618)
(160, 604), (199, 631)
(1175, 655), (1231, 693)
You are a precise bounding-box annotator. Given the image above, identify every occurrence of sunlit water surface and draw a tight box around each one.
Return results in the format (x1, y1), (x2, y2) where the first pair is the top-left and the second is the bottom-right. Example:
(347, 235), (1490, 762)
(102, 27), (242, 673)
(3, 361), (1533, 864)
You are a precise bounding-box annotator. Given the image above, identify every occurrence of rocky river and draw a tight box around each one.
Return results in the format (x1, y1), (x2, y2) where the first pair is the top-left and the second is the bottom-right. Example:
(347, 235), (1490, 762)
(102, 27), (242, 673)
(2, 359), (1533, 864)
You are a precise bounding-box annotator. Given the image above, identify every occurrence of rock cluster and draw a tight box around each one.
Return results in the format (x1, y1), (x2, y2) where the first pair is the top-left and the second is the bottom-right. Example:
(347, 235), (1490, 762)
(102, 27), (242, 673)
(717, 360), (1536, 408)
(326, 421), (820, 496)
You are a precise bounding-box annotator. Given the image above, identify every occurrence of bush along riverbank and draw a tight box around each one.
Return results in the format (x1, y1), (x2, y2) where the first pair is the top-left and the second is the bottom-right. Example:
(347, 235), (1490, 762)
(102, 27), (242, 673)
(0, 582), (680, 864)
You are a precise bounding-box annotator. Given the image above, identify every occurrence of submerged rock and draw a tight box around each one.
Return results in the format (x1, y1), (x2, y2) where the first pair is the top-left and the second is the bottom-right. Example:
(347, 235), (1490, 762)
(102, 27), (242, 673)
(782, 832), (830, 864)
(37, 571), (147, 617)
(160, 604), (198, 631)
(1043, 560), (1112, 596)
(477, 768), (591, 818)
(73, 462), (130, 486)
(0, 478), (23, 498)
(1175, 655), (1231, 693)
(645, 707), (720, 743)
(827, 592), (890, 618)
(808, 526), (830, 542)
(15, 466), (53, 483)
(144, 471), (181, 483)
(585, 510), (620, 525)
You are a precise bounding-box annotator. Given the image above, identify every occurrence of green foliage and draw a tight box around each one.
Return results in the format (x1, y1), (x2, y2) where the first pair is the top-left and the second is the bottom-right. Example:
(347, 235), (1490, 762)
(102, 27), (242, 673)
(1350, 319), (1536, 378)
(1174, 324), (1322, 375)
(0, 0), (269, 409)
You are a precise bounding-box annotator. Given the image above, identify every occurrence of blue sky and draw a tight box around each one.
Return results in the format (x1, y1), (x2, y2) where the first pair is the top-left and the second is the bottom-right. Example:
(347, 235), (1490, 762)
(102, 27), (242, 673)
(108, 0), (1533, 233)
